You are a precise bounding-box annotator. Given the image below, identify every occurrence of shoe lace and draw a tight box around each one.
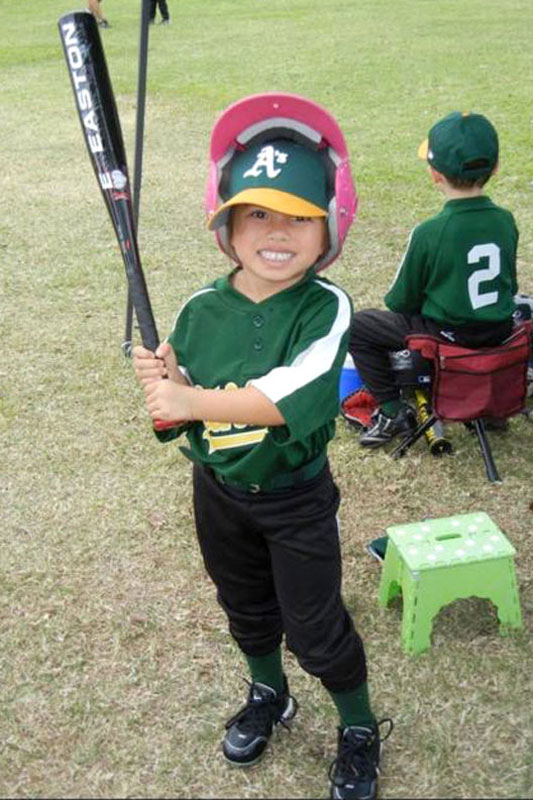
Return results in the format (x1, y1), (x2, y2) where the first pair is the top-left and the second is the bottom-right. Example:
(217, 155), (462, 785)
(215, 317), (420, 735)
(224, 679), (293, 736)
(376, 716), (394, 742)
(329, 717), (394, 784)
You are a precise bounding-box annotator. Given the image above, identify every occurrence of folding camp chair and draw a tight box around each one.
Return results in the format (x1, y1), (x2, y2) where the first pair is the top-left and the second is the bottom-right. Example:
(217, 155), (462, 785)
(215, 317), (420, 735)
(391, 322), (532, 482)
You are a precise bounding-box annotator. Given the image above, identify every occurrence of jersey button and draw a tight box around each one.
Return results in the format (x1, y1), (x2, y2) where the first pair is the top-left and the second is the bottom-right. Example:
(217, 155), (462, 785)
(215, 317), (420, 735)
(253, 338), (263, 351)
(252, 314), (265, 328)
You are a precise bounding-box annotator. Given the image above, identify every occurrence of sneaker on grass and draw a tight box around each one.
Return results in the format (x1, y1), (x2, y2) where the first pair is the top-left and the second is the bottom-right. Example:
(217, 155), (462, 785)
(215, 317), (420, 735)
(329, 719), (393, 800)
(359, 405), (416, 448)
(223, 677), (298, 767)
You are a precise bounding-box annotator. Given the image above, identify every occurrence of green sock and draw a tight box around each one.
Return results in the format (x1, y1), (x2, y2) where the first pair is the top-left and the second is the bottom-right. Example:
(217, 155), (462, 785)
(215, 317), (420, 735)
(381, 399), (404, 418)
(329, 682), (376, 728)
(244, 648), (284, 695)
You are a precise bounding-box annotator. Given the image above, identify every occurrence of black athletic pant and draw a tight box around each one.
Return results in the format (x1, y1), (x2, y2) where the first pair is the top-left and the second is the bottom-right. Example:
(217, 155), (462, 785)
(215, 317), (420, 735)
(349, 309), (513, 404)
(192, 462), (367, 693)
(150, 0), (169, 21)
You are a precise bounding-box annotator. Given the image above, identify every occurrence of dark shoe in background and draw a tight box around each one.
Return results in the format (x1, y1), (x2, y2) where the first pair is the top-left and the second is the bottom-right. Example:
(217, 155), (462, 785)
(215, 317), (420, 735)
(359, 406), (416, 448)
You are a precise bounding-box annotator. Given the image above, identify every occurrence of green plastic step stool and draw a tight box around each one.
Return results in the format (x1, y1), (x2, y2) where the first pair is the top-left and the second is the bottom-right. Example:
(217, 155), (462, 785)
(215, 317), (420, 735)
(378, 511), (522, 655)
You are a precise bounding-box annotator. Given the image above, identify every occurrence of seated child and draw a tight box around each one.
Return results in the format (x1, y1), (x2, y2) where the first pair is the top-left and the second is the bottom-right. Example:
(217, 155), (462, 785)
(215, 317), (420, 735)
(349, 111), (518, 452)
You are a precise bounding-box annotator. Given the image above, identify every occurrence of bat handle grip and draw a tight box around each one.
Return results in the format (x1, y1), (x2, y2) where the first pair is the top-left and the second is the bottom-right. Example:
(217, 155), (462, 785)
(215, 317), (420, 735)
(153, 418), (185, 431)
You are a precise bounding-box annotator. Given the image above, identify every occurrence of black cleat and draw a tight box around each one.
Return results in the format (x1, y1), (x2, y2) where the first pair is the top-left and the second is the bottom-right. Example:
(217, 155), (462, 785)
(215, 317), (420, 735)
(359, 406), (416, 448)
(329, 719), (393, 800)
(222, 678), (298, 767)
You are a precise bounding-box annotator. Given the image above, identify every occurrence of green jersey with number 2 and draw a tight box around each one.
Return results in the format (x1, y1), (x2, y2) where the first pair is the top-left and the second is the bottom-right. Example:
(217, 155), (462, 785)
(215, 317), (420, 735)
(385, 196), (518, 325)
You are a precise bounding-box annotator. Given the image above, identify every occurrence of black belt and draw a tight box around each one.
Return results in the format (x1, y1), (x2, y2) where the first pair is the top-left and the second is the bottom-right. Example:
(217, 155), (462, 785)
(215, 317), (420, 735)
(209, 451), (327, 494)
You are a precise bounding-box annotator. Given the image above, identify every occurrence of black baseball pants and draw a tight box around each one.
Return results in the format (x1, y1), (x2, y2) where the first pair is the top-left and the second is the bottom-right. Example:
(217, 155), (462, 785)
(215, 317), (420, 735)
(150, 0), (169, 21)
(192, 462), (367, 692)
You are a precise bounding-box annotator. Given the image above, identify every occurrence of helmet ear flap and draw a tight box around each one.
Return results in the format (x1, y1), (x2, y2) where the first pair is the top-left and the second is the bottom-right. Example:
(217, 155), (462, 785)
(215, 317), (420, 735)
(311, 158), (359, 272)
(217, 218), (233, 261)
(206, 93), (358, 270)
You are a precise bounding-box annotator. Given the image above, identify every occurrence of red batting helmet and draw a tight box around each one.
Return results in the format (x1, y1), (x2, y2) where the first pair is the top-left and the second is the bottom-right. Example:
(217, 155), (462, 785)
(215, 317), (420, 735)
(205, 92), (358, 271)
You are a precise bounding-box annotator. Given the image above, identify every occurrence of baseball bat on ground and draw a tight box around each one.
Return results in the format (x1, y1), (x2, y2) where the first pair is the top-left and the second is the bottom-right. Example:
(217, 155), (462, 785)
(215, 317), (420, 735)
(58, 11), (177, 431)
(414, 388), (453, 456)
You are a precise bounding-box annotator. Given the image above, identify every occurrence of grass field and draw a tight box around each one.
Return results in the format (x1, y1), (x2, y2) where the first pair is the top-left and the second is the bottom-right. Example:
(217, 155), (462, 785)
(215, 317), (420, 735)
(2, 0), (533, 798)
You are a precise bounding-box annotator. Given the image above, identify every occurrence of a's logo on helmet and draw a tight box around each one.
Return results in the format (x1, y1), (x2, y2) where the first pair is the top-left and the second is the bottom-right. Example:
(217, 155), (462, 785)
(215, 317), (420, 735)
(243, 145), (288, 179)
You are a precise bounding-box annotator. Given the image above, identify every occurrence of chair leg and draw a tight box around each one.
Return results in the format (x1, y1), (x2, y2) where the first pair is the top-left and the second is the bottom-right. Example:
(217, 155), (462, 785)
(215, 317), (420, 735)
(472, 418), (502, 483)
(391, 415), (437, 459)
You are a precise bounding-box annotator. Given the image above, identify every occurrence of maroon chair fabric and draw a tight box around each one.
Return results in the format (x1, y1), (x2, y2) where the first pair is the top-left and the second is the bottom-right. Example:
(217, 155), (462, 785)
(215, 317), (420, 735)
(406, 322), (531, 423)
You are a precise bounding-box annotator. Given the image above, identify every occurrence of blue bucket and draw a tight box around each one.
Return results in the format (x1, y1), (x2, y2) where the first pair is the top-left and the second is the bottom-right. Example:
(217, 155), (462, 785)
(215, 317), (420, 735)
(339, 354), (363, 401)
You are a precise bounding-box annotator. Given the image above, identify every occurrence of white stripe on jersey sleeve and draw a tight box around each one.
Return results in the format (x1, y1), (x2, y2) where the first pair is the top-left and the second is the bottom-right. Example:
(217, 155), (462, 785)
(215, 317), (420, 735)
(250, 280), (351, 404)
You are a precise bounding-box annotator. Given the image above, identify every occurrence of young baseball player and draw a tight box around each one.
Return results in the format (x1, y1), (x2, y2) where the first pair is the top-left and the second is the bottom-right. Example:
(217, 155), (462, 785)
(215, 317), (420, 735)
(133, 93), (392, 800)
(349, 110), (518, 455)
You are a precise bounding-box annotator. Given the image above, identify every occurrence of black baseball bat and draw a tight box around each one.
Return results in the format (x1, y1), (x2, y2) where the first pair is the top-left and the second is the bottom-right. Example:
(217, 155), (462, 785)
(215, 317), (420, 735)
(124, 0), (152, 356)
(58, 11), (177, 431)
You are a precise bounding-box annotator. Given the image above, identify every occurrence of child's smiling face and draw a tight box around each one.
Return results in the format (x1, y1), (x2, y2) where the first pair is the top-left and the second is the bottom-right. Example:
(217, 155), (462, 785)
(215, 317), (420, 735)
(230, 204), (327, 301)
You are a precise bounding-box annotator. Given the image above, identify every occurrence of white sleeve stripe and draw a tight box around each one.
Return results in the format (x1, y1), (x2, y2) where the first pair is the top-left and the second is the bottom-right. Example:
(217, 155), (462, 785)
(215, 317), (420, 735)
(250, 280), (351, 404)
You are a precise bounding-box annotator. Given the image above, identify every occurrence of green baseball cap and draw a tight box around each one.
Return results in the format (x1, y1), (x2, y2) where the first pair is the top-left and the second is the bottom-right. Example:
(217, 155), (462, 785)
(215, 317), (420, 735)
(208, 138), (328, 230)
(418, 111), (499, 179)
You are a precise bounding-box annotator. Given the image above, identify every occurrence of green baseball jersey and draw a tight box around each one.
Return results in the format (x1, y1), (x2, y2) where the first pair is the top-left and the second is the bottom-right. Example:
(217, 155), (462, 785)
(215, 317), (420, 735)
(157, 269), (352, 487)
(385, 196), (519, 326)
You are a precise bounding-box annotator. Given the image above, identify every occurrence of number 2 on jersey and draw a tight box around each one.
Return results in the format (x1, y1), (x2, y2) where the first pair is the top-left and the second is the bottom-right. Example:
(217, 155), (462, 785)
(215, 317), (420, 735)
(467, 243), (500, 310)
